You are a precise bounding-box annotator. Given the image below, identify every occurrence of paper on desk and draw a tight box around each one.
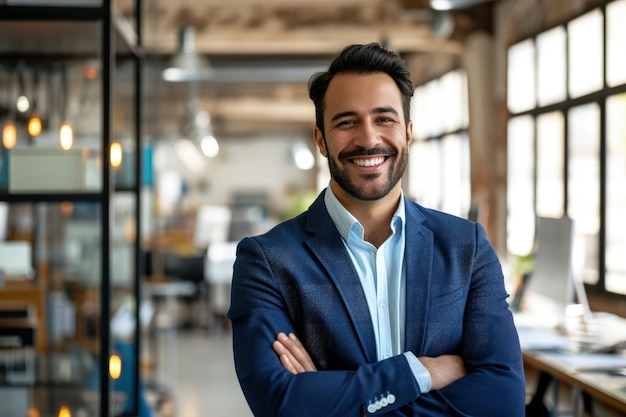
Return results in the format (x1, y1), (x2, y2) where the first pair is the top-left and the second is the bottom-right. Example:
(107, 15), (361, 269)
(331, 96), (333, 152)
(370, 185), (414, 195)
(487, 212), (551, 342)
(539, 352), (626, 371)
(517, 327), (572, 351)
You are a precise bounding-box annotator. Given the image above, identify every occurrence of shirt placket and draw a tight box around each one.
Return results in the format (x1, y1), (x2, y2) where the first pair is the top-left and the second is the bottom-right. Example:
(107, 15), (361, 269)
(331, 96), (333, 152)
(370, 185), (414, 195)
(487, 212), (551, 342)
(375, 243), (392, 360)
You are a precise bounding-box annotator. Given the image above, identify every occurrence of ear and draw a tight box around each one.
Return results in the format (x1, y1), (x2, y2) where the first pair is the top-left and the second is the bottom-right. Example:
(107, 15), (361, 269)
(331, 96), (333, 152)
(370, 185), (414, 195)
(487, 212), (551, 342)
(314, 126), (328, 158)
(406, 120), (413, 147)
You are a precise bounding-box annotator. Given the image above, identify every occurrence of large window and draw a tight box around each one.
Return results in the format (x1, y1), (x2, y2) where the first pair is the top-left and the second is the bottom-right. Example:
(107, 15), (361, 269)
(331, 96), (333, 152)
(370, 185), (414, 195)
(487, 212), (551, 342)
(409, 70), (470, 218)
(506, 0), (626, 296)
(605, 93), (626, 294)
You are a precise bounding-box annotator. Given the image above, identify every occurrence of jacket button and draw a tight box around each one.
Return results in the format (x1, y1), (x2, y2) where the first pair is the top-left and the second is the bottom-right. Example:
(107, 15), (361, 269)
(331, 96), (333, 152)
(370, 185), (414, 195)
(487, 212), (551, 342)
(387, 394), (396, 404)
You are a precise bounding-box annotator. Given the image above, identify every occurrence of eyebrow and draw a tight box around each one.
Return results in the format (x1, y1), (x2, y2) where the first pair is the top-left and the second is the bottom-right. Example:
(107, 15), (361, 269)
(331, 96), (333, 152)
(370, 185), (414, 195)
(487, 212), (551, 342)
(330, 107), (399, 122)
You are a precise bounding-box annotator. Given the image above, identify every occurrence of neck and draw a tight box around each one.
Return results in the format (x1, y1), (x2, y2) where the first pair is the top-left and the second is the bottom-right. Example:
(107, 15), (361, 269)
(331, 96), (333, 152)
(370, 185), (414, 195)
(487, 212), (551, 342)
(330, 182), (402, 248)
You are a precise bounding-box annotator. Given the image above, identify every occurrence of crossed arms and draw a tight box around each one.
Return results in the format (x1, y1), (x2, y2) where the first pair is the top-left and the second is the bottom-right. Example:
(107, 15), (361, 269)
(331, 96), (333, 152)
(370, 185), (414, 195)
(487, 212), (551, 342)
(228, 218), (526, 416)
(273, 331), (466, 391)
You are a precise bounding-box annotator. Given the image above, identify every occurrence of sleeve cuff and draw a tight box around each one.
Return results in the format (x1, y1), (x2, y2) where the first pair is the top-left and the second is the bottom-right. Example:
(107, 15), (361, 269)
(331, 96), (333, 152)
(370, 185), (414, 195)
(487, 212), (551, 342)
(403, 352), (432, 393)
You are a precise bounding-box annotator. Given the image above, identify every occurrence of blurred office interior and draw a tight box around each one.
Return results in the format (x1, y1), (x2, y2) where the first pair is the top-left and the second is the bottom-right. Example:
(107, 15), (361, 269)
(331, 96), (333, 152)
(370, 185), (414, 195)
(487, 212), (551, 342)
(2, 0), (626, 416)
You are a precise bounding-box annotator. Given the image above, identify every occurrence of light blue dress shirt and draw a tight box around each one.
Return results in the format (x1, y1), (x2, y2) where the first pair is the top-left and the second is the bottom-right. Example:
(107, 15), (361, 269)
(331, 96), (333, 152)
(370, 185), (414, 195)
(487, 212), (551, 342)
(324, 188), (431, 393)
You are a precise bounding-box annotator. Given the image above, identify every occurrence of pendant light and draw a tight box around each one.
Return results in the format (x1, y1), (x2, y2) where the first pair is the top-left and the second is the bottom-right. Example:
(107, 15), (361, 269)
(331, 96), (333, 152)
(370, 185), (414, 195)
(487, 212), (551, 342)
(59, 65), (73, 151)
(57, 405), (71, 417)
(110, 141), (123, 168)
(109, 353), (122, 379)
(162, 26), (214, 83)
(27, 68), (42, 138)
(16, 67), (29, 113)
(2, 121), (16, 150)
(164, 26), (218, 162)
(2, 70), (17, 150)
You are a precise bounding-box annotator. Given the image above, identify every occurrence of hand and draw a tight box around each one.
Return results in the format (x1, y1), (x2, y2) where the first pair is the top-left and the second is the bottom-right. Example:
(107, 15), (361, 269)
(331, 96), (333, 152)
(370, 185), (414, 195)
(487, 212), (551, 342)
(272, 332), (318, 374)
(418, 355), (466, 390)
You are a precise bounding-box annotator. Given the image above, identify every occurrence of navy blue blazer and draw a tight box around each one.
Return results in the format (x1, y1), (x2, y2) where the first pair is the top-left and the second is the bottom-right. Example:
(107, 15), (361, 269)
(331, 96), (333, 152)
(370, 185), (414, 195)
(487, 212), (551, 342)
(228, 190), (525, 416)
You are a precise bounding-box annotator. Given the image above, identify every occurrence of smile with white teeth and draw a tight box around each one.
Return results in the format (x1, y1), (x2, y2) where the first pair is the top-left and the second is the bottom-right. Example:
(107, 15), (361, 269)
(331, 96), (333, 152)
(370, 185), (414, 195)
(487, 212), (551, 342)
(352, 156), (385, 167)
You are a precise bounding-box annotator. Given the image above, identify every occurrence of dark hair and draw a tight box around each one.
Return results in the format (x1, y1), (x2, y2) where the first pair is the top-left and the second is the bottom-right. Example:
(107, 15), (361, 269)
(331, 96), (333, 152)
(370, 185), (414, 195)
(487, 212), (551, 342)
(308, 42), (414, 137)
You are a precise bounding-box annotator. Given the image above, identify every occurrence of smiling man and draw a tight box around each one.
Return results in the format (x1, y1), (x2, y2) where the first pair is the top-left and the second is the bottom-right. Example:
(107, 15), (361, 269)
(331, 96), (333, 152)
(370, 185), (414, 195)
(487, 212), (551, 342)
(228, 43), (525, 417)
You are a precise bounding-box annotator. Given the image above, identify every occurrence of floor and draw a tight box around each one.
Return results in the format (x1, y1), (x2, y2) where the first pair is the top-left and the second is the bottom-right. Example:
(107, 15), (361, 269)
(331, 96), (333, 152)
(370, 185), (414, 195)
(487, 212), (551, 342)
(149, 328), (253, 417)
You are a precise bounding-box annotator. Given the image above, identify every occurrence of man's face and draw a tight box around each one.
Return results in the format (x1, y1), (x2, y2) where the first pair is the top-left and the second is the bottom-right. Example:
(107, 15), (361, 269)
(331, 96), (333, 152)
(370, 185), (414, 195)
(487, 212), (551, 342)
(314, 72), (412, 201)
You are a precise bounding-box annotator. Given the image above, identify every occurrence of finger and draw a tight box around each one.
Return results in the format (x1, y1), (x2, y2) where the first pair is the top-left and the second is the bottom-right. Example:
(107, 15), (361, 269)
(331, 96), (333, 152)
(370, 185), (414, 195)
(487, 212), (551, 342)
(288, 333), (316, 371)
(279, 353), (297, 374)
(273, 339), (305, 374)
(280, 333), (313, 371)
(274, 332), (317, 372)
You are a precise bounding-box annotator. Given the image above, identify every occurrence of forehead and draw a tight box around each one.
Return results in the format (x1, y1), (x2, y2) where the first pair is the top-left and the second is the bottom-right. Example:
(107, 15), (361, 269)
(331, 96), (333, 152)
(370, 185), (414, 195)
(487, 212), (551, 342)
(324, 72), (403, 114)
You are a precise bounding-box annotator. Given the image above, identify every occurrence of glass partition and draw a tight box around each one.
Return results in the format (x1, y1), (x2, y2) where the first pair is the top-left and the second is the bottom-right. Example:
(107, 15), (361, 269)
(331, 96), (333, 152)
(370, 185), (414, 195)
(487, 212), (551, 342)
(0, 202), (105, 416)
(0, 22), (103, 194)
(0, 3), (142, 416)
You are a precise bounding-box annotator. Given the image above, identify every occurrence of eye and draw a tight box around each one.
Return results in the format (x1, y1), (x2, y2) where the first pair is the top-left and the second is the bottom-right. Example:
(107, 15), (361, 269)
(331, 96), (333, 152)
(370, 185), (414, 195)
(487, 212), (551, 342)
(336, 119), (357, 127)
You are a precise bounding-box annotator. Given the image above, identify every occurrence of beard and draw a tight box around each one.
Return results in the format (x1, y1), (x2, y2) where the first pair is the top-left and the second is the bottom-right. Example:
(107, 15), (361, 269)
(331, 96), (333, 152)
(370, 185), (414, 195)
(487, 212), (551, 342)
(327, 145), (408, 201)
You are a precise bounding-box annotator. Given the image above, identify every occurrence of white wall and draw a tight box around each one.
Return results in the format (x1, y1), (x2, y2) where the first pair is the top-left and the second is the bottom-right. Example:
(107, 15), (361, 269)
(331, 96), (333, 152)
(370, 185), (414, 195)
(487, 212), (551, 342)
(153, 133), (318, 219)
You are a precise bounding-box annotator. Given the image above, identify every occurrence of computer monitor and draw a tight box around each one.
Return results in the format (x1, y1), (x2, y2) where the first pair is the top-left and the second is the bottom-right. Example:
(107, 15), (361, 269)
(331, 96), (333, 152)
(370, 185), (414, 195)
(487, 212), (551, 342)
(527, 216), (574, 311)
(522, 216), (591, 325)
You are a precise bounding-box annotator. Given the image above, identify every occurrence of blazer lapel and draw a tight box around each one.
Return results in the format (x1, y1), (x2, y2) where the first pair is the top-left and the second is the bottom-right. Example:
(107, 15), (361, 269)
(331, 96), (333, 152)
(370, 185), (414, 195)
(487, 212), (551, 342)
(304, 192), (378, 363)
(403, 200), (433, 355)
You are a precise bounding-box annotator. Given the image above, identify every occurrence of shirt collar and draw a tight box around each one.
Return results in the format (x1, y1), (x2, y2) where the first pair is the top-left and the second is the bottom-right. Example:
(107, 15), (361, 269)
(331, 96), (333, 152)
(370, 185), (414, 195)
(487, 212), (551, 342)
(324, 186), (406, 243)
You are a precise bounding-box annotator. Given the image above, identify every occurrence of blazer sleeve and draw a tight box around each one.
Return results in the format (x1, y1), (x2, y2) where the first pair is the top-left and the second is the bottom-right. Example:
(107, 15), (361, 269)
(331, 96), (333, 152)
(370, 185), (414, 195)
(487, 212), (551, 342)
(412, 222), (526, 416)
(228, 236), (469, 417)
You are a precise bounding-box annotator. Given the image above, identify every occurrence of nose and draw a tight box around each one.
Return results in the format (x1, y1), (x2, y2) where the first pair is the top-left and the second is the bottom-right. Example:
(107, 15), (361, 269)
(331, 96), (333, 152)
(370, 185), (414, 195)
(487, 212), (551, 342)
(354, 119), (380, 149)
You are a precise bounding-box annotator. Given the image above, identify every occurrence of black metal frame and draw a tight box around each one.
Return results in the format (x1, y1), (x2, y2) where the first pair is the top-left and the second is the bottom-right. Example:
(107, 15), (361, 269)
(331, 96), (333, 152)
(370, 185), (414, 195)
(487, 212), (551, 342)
(0, 1), (143, 416)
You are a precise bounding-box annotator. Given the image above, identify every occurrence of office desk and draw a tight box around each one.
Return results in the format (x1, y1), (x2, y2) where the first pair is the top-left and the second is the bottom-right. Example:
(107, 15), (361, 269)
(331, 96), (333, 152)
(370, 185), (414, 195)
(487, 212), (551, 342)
(519, 322), (626, 416)
(523, 349), (626, 415)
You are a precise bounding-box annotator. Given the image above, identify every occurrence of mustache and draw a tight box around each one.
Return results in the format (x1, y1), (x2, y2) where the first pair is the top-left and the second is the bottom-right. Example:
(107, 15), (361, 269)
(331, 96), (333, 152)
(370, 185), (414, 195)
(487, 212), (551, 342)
(338, 146), (397, 160)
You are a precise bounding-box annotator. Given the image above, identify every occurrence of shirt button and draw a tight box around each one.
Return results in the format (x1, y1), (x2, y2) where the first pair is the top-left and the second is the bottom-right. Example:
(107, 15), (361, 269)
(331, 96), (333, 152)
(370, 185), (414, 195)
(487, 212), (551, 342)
(379, 300), (386, 309)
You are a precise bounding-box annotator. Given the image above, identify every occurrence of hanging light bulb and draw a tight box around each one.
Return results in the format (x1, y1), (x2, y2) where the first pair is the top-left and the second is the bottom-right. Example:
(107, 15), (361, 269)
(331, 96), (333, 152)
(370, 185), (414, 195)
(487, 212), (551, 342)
(28, 112), (42, 137)
(16, 95), (29, 113)
(28, 68), (42, 138)
(59, 65), (73, 151)
(16, 69), (29, 113)
(59, 121), (73, 151)
(2, 120), (17, 149)
(57, 405), (71, 417)
(200, 134), (219, 158)
(163, 26), (214, 82)
(110, 141), (123, 167)
(109, 354), (122, 379)
(292, 142), (315, 170)
(3, 70), (18, 149)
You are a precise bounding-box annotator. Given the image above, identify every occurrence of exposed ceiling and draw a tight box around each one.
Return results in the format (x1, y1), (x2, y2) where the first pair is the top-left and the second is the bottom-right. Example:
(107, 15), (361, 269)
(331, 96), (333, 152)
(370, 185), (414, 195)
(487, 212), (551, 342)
(0, 0), (497, 140)
(121, 0), (496, 138)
